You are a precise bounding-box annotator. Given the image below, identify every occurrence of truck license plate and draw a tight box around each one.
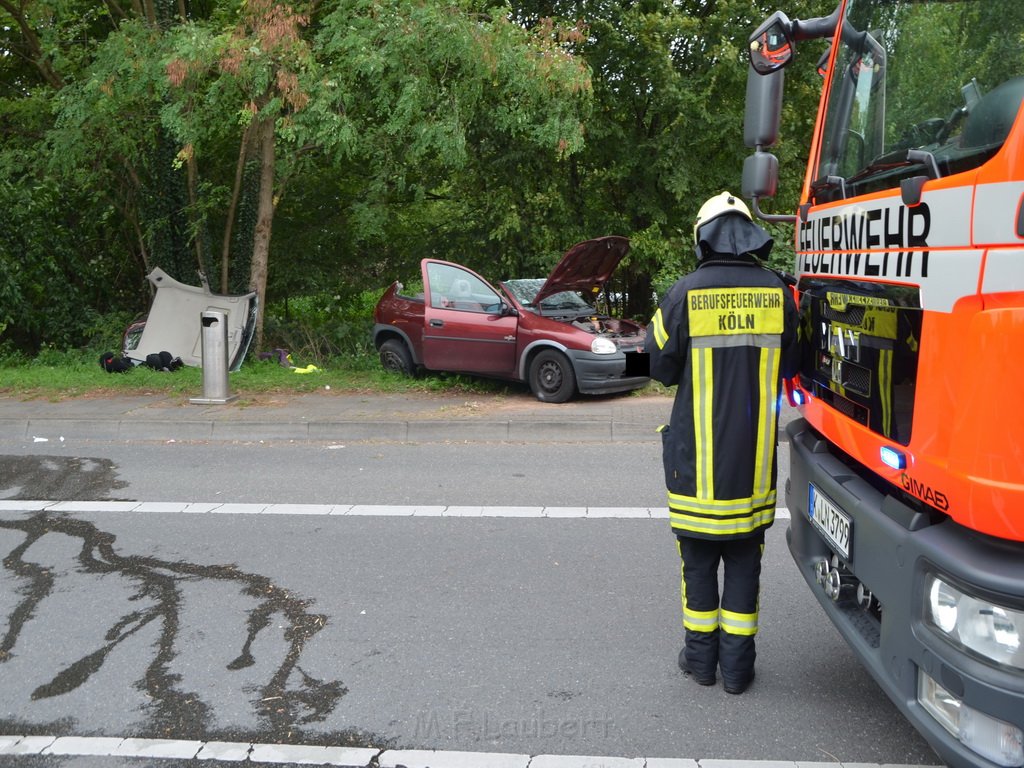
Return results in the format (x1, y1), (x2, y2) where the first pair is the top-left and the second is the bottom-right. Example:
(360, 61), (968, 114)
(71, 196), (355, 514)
(809, 484), (852, 559)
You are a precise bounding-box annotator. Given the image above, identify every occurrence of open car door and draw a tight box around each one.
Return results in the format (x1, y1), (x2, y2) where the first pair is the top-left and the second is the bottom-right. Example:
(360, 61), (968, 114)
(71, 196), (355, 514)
(421, 260), (518, 376)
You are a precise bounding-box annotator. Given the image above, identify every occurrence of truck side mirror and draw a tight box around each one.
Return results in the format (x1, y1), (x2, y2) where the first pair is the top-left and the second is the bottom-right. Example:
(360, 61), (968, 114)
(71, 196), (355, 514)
(742, 72), (795, 222)
(749, 12), (795, 75)
(744, 64), (785, 149)
(742, 150), (779, 200)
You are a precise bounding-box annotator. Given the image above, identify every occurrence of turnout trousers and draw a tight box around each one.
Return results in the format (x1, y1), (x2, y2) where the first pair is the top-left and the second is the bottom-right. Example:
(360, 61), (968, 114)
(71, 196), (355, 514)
(677, 531), (764, 687)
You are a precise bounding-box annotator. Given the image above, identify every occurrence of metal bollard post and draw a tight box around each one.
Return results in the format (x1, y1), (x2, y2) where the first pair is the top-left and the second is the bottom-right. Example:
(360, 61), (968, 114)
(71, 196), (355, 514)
(190, 310), (237, 404)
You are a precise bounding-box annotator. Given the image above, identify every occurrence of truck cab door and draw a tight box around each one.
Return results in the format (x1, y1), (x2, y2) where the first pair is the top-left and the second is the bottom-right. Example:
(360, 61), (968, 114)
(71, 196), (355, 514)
(421, 260), (518, 376)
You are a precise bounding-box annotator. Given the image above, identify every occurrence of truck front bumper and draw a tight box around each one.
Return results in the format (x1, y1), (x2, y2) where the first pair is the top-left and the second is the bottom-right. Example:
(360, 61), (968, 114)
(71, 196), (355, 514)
(787, 418), (1024, 768)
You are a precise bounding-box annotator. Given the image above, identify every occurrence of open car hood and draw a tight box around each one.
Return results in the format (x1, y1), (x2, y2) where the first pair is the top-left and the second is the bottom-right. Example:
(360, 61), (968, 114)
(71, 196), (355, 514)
(124, 268), (258, 371)
(533, 236), (630, 306)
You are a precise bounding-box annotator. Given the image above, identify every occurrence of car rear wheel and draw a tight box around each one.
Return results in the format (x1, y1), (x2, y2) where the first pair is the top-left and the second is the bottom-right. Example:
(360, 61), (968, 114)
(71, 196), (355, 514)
(529, 349), (576, 403)
(379, 338), (415, 376)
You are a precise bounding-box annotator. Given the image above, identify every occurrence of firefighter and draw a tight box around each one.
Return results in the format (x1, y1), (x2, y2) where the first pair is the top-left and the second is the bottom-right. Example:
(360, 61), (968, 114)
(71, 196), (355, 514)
(647, 192), (799, 694)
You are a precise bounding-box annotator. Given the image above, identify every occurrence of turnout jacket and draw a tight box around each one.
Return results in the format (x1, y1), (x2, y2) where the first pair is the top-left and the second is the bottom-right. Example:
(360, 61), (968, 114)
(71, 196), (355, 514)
(648, 257), (799, 540)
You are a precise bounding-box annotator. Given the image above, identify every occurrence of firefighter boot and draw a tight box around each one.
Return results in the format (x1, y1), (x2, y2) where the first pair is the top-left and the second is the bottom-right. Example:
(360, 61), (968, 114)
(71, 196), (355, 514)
(677, 644), (716, 686)
(723, 669), (755, 695)
(719, 632), (756, 693)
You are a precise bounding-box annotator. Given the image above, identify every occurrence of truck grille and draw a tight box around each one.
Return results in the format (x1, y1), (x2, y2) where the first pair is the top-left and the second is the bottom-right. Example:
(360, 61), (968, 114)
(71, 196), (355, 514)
(841, 362), (871, 396)
(798, 279), (922, 445)
(813, 382), (868, 426)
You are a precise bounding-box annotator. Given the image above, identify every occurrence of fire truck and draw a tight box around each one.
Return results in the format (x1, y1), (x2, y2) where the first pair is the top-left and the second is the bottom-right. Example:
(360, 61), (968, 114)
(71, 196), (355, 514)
(741, 1), (1024, 766)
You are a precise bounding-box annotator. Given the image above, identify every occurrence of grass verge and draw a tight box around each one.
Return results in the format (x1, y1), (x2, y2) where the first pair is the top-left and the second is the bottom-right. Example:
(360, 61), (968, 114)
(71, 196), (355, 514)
(1, 349), (670, 401)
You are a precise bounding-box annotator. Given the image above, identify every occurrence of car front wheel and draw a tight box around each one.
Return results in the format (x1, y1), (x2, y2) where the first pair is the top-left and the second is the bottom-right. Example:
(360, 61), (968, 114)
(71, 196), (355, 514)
(529, 349), (576, 403)
(379, 338), (415, 376)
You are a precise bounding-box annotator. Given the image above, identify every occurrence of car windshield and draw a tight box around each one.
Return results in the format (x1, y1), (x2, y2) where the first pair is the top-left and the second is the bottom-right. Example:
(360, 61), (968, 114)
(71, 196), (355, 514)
(814, 0), (1024, 200)
(503, 279), (594, 313)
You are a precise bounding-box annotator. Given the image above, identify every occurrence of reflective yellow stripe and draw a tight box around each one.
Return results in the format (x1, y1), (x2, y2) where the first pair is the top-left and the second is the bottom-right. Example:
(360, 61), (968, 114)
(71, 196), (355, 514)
(880, 348), (892, 437)
(684, 607), (720, 633)
(752, 347), (781, 500)
(667, 489), (777, 512)
(692, 347), (714, 500)
(670, 513), (775, 536)
(721, 608), (758, 636)
(693, 334), (781, 350)
(669, 505), (776, 536)
(679, 543), (720, 632)
(679, 545), (686, 627)
(651, 308), (669, 350)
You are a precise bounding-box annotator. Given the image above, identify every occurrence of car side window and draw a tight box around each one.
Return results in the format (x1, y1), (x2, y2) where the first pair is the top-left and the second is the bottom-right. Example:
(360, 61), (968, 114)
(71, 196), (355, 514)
(427, 263), (500, 313)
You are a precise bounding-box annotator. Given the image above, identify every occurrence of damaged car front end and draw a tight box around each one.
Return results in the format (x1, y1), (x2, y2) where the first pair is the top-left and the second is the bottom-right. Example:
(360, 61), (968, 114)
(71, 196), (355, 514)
(373, 236), (650, 402)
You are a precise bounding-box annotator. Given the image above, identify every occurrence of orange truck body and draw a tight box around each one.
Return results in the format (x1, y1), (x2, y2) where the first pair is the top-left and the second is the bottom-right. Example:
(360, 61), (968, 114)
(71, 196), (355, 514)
(743, 2), (1024, 767)
(797, 130), (1024, 544)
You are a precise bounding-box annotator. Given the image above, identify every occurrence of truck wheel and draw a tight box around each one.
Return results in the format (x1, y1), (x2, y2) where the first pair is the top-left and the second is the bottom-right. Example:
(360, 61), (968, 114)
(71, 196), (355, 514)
(529, 349), (576, 403)
(379, 339), (415, 376)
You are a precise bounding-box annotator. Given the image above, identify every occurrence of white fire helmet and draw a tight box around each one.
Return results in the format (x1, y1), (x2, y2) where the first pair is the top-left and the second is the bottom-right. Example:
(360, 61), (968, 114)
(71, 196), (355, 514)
(693, 192), (753, 246)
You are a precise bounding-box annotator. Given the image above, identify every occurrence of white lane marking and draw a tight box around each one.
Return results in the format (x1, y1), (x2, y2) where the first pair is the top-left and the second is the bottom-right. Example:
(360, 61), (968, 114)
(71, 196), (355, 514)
(0, 735), (938, 768)
(0, 501), (792, 520)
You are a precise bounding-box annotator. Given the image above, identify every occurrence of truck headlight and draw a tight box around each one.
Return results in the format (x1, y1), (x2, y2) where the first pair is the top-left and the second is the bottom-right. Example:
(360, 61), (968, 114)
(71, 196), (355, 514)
(591, 337), (617, 355)
(918, 671), (1023, 767)
(925, 574), (1024, 669)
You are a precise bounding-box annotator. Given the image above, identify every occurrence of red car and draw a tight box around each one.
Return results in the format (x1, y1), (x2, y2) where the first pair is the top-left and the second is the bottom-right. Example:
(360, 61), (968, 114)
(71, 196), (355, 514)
(372, 236), (650, 403)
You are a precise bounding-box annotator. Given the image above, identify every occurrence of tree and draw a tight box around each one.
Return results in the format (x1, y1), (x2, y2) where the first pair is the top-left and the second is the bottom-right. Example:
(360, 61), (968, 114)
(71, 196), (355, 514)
(506, 0), (828, 313)
(1, 2), (188, 351)
(161, 0), (592, 349)
(1, 0), (826, 356)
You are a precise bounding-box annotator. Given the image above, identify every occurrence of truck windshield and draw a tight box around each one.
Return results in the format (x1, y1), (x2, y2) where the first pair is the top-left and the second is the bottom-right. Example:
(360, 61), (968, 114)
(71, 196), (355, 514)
(815, 0), (1024, 200)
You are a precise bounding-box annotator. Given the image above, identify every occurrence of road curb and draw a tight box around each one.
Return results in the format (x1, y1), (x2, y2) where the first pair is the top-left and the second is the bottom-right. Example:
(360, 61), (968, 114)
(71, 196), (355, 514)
(5, 417), (664, 443)
(0, 734), (939, 768)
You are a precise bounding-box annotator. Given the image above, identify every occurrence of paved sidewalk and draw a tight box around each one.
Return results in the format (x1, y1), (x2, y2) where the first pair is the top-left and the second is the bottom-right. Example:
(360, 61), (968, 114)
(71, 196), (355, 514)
(0, 390), (676, 443)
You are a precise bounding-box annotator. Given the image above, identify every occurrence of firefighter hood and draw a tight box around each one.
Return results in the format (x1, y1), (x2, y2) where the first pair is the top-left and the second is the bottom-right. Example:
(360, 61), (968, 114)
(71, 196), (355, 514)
(696, 214), (774, 262)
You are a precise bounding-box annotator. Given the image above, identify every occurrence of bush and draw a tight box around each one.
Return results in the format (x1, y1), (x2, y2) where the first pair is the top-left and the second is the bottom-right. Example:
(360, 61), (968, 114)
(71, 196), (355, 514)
(262, 288), (383, 366)
(0, 180), (146, 356)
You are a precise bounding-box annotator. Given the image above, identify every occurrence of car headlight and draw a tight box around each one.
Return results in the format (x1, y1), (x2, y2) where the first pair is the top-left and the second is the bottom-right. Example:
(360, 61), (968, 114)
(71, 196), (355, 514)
(925, 574), (1024, 670)
(591, 337), (617, 355)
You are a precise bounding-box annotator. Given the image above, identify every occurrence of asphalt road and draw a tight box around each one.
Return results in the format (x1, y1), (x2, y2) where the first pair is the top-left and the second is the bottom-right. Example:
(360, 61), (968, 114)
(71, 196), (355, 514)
(0, 440), (669, 506)
(0, 427), (940, 767)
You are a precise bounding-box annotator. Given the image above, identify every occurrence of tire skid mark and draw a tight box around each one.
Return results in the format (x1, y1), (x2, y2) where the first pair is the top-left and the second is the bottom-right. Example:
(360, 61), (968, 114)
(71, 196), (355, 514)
(0, 511), (347, 743)
(0, 455), (128, 502)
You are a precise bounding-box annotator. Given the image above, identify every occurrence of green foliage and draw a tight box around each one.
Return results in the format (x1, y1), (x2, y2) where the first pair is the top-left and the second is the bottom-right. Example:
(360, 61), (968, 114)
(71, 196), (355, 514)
(83, 310), (140, 351)
(310, 0), (593, 276)
(262, 288), (382, 365)
(0, 178), (147, 351)
(1, 0), (831, 358)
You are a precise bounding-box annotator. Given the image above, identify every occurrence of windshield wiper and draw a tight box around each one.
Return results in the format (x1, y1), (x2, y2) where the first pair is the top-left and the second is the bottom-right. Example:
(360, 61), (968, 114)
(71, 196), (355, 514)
(847, 147), (941, 185)
(810, 174), (847, 201)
